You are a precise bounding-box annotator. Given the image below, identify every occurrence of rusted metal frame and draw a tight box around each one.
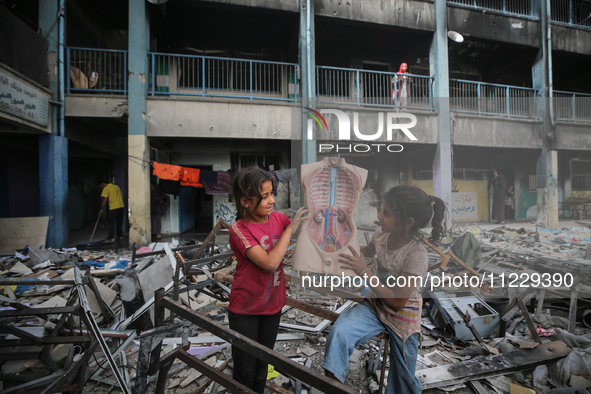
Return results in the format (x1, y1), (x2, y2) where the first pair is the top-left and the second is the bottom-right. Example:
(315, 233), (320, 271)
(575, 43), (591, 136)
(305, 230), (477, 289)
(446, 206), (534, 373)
(133, 243), (209, 262)
(161, 296), (356, 394)
(148, 324), (189, 375)
(74, 267), (131, 394)
(0, 279), (75, 286)
(0, 336), (90, 347)
(82, 269), (116, 324)
(0, 321), (44, 345)
(39, 339), (100, 394)
(0, 352), (41, 360)
(154, 344), (191, 393)
(213, 271), (340, 323)
(38, 294), (85, 369)
(90, 331), (137, 380)
(190, 219), (231, 260)
(177, 348), (257, 394)
(285, 297), (340, 322)
(154, 359), (175, 394)
(194, 358), (232, 394)
(0, 372), (64, 394)
(134, 322), (190, 393)
(516, 298), (542, 344)
(419, 235), (479, 276)
(174, 251), (188, 304)
(0, 306), (78, 318)
(183, 251), (235, 274)
(0, 295), (33, 309)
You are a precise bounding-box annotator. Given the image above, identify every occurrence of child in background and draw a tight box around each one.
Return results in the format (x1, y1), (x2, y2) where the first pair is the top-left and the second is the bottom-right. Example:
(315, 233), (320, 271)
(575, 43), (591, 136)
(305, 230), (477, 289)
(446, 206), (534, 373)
(323, 185), (447, 393)
(228, 166), (307, 393)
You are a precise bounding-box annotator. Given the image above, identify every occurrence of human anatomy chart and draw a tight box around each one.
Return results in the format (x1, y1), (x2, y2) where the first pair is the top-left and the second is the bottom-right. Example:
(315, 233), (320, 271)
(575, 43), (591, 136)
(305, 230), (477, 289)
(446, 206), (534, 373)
(293, 157), (368, 276)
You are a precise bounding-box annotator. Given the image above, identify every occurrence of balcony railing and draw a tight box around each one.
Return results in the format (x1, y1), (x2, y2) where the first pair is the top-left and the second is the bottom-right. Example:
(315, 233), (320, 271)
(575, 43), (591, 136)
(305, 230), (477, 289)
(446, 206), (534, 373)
(447, 0), (534, 17)
(450, 79), (536, 118)
(551, 0), (591, 27)
(554, 91), (591, 122)
(65, 48), (590, 123)
(67, 47), (127, 94)
(148, 53), (298, 102)
(316, 66), (434, 110)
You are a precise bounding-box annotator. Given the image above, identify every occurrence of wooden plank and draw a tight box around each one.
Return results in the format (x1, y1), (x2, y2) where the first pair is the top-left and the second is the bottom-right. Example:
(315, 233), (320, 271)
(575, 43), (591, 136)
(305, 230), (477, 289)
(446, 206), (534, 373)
(417, 340), (571, 389)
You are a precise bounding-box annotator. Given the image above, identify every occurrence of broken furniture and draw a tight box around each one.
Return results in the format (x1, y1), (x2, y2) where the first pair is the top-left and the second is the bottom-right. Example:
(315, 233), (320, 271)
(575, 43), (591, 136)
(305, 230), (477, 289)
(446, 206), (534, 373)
(428, 290), (500, 341)
(417, 340), (572, 389)
(132, 289), (357, 394)
(559, 197), (591, 220)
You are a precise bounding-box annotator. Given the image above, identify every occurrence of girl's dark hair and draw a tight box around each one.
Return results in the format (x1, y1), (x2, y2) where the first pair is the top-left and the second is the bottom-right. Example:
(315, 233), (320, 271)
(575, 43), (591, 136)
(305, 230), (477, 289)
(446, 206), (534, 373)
(382, 185), (448, 242)
(232, 166), (276, 220)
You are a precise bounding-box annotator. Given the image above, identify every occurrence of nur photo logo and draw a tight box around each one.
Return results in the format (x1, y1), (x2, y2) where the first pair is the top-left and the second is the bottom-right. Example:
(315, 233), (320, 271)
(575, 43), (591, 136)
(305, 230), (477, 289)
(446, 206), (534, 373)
(304, 107), (419, 154)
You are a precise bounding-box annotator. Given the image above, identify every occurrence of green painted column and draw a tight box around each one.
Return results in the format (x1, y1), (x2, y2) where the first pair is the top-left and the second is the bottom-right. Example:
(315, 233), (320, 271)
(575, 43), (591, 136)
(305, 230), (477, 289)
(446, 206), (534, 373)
(300, 0), (317, 164)
(39, 0), (68, 248)
(128, 0), (151, 245)
(532, 0), (558, 229)
(430, 0), (452, 228)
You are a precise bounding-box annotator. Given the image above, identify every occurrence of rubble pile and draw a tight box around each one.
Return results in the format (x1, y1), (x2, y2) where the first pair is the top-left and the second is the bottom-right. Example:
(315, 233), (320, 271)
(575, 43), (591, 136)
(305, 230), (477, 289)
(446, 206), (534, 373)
(0, 220), (590, 393)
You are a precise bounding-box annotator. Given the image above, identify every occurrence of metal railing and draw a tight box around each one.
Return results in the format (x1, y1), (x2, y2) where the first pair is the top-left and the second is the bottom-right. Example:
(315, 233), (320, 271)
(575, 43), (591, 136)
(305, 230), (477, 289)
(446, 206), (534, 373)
(554, 91), (591, 122)
(148, 53), (298, 101)
(316, 66), (434, 110)
(450, 79), (536, 118)
(64, 48), (591, 124)
(551, 0), (591, 27)
(66, 47), (127, 94)
(447, 0), (534, 17)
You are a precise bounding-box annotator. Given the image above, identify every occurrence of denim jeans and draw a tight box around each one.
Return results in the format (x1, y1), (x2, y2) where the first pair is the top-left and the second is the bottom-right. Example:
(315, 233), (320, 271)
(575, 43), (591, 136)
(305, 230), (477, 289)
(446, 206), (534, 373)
(322, 302), (422, 394)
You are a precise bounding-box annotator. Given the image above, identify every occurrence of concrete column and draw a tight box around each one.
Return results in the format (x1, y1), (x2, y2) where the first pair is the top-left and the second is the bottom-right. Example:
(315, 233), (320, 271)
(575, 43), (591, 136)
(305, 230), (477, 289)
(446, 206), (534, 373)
(532, 0), (558, 229)
(300, 0), (317, 164)
(128, 0), (151, 245)
(39, 0), (68, 248)
(430, 0), (452, 228)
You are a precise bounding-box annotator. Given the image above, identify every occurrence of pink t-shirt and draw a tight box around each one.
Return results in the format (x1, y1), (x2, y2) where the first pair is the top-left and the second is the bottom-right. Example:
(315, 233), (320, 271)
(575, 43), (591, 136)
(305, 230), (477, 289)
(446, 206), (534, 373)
(229, 211), (291, 315)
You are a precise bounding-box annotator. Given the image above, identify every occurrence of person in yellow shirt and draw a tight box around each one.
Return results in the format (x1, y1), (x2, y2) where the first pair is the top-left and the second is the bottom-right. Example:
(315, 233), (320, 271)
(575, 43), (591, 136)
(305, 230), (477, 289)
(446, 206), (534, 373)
(99, 181), (124, 243)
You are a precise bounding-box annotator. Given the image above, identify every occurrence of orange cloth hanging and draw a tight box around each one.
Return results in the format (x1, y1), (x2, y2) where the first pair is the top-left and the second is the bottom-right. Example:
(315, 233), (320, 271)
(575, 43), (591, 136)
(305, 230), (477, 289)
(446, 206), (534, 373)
(180, 167), (203, 187)
(153, 161), (182, 181)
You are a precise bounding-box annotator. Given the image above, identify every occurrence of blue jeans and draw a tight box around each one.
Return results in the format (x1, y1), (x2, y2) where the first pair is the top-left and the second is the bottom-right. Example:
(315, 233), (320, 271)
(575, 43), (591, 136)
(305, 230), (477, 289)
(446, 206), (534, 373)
(322, 302), (422, 394)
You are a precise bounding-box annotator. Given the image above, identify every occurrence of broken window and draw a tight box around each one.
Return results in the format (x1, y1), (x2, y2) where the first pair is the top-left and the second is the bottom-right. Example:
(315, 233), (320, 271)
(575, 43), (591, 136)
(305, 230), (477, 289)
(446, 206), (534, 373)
(570, 159), (591, 191)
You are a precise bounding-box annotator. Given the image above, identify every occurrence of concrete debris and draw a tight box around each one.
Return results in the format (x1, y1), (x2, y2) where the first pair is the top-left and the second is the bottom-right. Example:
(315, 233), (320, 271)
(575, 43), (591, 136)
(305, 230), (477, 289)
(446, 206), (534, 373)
(0, 219), (590, 393)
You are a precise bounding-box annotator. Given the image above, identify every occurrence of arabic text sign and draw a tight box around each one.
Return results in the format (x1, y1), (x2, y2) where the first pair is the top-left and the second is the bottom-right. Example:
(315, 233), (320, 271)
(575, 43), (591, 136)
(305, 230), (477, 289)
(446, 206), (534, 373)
(0, 69), (49, 127)
(451, 192), (478, 220)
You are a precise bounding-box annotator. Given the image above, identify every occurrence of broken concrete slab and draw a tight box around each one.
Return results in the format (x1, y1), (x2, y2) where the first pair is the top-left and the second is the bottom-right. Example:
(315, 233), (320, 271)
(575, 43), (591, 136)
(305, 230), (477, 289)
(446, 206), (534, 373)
(0, 216), (49, 256)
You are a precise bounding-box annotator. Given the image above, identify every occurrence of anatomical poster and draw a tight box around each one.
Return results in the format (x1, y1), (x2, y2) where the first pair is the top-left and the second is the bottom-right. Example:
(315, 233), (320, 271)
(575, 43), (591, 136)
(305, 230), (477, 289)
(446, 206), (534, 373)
(293, 157), (368, 276)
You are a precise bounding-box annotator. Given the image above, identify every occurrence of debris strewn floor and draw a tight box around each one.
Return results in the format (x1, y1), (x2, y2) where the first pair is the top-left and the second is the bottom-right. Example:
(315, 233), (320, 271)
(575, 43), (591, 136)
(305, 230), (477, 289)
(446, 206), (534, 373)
(1, 219), (590, 393)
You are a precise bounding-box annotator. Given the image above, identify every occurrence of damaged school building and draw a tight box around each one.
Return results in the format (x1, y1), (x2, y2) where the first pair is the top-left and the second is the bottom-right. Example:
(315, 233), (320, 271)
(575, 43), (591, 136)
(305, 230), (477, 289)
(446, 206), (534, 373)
(1, 0), (591, 393)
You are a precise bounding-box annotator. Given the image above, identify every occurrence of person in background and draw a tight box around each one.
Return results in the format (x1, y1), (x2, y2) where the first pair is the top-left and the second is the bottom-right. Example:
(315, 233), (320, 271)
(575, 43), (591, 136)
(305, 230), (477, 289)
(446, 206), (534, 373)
(323, 185), (447, 393)
(392, 62), (412, 107)
(151, 182), (170, 241)
(490, 169), (507, 224)
(505, 185), (514, 221)
(99, 180), (124, 243)
(228, 166), (307, 393)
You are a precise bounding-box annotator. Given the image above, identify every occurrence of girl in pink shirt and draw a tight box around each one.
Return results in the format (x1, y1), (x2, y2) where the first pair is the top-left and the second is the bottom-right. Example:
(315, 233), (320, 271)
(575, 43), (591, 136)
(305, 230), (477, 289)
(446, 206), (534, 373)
(228, 166), (307, 393)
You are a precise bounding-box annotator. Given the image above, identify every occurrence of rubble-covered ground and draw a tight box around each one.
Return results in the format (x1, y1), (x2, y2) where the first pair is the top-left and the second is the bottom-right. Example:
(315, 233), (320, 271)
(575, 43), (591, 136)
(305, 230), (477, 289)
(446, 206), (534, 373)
(1, 219), (590, 393)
